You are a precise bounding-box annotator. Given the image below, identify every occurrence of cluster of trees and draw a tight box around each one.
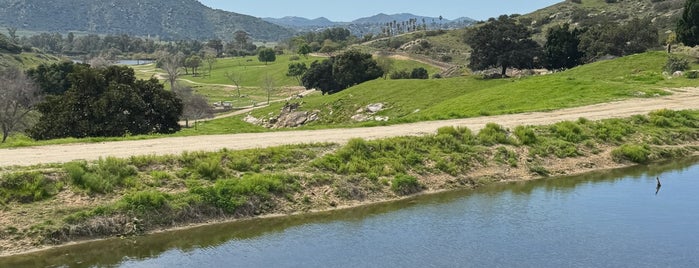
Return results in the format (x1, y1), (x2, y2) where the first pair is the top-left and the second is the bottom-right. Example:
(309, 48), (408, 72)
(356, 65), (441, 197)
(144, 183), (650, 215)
(288, 28), (357, 56)
(389, 67), (430, 80)
(26, 63), (182, 140)
(11, 30), (267, 61)
(465, 14), (663, 75)
(468, 0), (699, 75)
(293, 50), (383, 94)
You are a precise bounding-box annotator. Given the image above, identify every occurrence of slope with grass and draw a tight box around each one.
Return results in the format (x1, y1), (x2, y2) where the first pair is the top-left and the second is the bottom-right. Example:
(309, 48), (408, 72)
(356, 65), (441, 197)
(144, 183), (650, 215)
(243, 51), (698, 127)
(0, 52), (62, 69)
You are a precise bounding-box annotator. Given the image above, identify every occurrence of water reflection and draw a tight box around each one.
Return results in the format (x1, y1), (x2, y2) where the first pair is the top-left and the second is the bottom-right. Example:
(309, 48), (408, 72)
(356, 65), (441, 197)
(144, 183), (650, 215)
(2, 157), (698, 267)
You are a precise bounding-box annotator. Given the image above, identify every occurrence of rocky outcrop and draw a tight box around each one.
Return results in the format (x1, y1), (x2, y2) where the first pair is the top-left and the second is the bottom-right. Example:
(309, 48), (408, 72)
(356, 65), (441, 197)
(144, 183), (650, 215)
(351, 103), (390, 122)
(246, 102), (320, 129)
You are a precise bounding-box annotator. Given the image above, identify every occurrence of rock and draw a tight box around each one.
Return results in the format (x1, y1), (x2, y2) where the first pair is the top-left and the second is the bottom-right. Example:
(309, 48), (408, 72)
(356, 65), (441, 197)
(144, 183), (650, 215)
(366, 103), (384, 113)
(673, 71), (684, 77)
(351, 114), (370, 122)
(274, 111), (308, 128)
(374, 116), (389, 122)
(244, 114), (261, 125)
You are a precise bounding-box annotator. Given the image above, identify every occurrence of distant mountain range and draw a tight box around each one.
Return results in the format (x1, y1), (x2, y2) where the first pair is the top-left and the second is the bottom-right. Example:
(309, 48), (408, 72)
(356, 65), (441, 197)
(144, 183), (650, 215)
(0, 0), (476, 41)
(0, 0), (294, 41)
(263, 13), (477, 34)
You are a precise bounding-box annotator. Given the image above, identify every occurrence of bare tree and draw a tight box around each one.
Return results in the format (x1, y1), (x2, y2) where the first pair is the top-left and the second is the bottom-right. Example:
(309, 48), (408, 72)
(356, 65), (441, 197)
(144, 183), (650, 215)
(161, 53), (183, 89)
(173, 86), (214, 128)
(263, 74), (276, 105)
(0, 68), (41, 143)
(204, 52), (217, 77)
(224, 70), (243, 99)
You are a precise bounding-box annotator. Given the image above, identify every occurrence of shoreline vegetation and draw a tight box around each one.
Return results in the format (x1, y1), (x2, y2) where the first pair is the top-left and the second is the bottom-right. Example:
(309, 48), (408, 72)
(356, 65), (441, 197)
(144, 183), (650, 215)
(1, 109), (698, 257)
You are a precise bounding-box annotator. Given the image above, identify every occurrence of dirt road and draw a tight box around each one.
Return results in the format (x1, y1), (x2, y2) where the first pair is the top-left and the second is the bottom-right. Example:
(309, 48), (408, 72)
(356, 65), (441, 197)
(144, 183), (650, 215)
(2, 88), (697, 167)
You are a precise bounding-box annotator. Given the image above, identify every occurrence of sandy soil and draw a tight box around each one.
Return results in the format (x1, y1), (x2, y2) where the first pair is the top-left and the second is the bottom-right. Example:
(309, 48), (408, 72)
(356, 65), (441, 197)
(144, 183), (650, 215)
(1, 87), (697, 167)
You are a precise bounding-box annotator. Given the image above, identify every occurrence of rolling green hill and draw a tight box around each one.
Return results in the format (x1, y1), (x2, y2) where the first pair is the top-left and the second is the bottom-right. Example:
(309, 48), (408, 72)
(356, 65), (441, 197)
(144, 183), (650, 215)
(224, 51), (697, 130)
(520, 0), (685, 41)
(0, 0), (294, 41)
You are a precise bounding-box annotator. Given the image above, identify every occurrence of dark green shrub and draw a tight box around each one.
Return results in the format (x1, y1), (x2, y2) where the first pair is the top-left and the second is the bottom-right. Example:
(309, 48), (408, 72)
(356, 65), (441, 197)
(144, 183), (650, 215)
(686, 70), (698, 79)
(612, 143), (652, 163)
(410, 67), (429, 79)
(390, 69), (411, 79)
(391, 174), (422, 195)
(0, 172), (62, 204)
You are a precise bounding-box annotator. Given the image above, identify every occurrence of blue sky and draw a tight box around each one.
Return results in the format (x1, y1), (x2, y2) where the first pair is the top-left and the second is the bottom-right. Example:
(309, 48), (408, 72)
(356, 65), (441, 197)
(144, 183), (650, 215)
(198, 0), (563, 21)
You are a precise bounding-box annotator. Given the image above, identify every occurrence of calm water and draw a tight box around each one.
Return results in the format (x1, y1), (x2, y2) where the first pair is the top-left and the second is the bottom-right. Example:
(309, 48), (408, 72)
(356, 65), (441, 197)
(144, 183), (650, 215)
(2, 158), (699, 267)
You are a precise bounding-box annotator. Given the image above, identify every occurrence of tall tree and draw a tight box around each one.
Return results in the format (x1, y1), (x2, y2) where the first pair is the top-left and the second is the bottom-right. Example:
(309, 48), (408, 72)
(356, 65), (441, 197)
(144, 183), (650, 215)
(543, 23), (584, 70)
(302, 58), (338, 94)
(578, 18), (658, 62)
(161, 53), (182, 89)
(302, 50), (383, 94)
(263, 74), (276, 105)
(206, 39), (224, 56)
(297, 43), (311, 58)
(0, 68), (41, 143)
(258, 48), (276, 65)
(184, 55), (202, 75)
(234, 30), (250, 50)
(27, 62), (87, 95)
(677, 0), (699, 47)
(287, 62), (308, 86)
(224, 71), (243, 99)
(332, 50), (383, 90)
(29, 66), (182, 140)
(465, 15), (542, 76)
(204, 53), (217, 76)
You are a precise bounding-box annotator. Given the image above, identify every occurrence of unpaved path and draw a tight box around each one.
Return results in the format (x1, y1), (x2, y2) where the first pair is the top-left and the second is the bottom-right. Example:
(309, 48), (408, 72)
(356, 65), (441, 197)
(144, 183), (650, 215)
(2, 88), (698, 167)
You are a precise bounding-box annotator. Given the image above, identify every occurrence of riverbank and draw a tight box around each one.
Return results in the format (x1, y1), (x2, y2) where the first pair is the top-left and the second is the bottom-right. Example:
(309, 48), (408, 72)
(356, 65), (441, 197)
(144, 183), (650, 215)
(1, 110), (698, 257)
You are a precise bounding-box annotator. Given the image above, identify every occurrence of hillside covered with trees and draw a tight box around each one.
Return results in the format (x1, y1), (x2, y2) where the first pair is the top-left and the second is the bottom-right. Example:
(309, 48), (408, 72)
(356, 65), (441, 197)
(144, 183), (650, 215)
(0, 0), (294, 41)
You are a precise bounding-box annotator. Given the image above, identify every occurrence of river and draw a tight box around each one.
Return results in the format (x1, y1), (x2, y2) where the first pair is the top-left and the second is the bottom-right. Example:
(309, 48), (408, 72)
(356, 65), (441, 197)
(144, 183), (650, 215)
(2, 158), (698, 267)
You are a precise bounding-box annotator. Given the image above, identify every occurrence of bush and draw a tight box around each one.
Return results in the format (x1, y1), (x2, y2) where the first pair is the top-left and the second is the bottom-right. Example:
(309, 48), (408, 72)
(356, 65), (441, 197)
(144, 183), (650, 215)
(65, 158), (138, 194)
(0, 172), (62, 204)
(478, 123), (513, 145)
(686, 70), (698, 79)
(514, 126), (538, 145)
(550, 121), (587, 143)
(410, 67), (429, 79)
(665, 56), (690, 73)
(390, 69), (411, 79)
(391, 174), (422, 195)
(195, 157), (225, 180)
(612, 143), (652, 163)
(119, 191), (169, 213)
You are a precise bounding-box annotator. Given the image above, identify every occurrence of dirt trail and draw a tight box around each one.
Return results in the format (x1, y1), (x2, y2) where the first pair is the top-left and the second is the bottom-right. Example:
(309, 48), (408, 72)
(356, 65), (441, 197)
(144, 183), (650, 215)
(2, 88), (698, 167)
